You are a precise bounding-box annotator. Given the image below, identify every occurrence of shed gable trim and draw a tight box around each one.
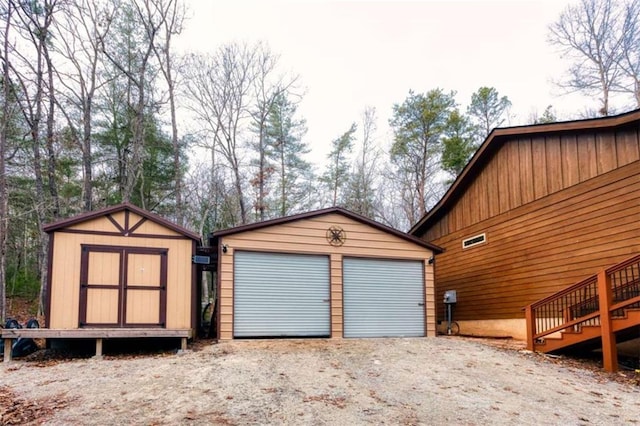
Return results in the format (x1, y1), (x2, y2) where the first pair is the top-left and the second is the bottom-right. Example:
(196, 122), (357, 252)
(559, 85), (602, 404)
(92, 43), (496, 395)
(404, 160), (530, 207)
(43, 203), (200, 241)
(410, 108), (640, 236)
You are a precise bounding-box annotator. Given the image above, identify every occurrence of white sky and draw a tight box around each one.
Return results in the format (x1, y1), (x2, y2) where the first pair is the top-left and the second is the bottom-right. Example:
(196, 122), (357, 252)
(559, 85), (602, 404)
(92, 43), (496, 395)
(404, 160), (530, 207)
(175, 0), (597, 161)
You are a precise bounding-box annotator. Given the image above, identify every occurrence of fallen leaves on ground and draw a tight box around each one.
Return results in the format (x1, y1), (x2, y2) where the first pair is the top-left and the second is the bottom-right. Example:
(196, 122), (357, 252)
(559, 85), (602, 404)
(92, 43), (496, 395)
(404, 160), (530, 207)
(0, 385), (71, 425)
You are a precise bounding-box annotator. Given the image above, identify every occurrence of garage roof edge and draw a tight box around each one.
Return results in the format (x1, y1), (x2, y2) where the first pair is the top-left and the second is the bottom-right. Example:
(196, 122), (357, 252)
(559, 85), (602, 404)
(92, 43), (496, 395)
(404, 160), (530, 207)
(211, 207), (443, 253)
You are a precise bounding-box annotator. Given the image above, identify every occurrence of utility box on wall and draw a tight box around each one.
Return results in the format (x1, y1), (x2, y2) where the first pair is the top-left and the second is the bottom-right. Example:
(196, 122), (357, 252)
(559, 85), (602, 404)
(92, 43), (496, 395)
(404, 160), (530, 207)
(443, 290), (457, 304)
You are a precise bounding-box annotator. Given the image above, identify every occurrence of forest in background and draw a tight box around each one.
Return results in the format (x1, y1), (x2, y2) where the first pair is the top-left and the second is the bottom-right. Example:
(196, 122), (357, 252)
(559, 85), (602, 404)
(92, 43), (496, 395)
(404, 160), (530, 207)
(0, 0), (639, 320)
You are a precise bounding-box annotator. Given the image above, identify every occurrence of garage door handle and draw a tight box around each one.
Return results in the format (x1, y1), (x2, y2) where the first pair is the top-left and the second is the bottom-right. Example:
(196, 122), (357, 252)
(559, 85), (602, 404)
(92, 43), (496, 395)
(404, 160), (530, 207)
(323, 299), (330, 303)
(418, 303), (425, 306)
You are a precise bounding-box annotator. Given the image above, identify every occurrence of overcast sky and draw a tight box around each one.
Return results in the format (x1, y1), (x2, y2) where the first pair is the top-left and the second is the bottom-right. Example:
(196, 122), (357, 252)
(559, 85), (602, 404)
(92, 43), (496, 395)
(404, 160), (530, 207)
(175, 0), (598, 161)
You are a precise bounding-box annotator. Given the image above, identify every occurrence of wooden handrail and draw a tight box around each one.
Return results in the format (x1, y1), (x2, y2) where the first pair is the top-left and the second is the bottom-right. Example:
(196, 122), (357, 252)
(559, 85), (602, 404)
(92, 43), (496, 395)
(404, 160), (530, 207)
(533, 311), (600, 340)
(609, 295), (640, 312)
(606, 253), (640, 274)
(527, 275), (597, 310)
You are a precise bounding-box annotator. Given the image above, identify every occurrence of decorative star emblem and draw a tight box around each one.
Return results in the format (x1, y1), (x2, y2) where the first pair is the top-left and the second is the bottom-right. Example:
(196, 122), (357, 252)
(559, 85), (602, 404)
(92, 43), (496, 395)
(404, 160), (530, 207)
(326, 226), (347, 246)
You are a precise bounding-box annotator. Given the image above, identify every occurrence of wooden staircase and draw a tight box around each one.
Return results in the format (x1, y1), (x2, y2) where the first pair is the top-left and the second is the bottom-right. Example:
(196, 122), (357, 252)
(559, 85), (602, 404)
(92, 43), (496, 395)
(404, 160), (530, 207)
(525, 254), (640, 372)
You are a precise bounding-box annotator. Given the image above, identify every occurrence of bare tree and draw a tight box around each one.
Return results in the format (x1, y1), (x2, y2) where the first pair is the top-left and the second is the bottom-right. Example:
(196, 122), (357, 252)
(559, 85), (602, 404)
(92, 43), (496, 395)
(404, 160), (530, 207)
(54, 0), (115, 212)
(150, 0), (185, 223)
(99, 0), (165, 204)
(0, 0), (13, 322)
(10, 0), (62, 315)
(343, 106), (381, 218)
(548, 0), (624, 116)
(183, 43), (259, 224)
(248, 44), (300, 221)
(619, 0), (640, 106)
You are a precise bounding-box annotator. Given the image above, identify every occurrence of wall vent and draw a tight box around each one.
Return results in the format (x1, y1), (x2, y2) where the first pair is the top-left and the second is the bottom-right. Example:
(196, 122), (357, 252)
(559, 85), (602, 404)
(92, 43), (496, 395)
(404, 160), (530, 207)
(462, 233), (486, 249)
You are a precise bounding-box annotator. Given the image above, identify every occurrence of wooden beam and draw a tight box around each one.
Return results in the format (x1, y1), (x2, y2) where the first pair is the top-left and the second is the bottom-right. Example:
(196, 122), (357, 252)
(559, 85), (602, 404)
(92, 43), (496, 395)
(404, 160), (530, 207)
(524, 305), (534, 351)
(3, 338), (12, 363)
(95, 338), (103, 358)
(597, 269), (618, 372)
(0, 328), (193, 339)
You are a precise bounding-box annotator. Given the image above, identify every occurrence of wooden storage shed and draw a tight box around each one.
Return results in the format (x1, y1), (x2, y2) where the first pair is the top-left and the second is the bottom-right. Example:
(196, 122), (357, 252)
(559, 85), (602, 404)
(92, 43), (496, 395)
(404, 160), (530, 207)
(3, 203), (201, 360)
(210, 207), (442, 340)
(410, 109), (640, 343)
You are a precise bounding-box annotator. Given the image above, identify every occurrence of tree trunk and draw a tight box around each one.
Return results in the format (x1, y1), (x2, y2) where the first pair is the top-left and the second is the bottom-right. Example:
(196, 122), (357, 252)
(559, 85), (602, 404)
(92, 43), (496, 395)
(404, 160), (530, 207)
(0, 1), (12, 322)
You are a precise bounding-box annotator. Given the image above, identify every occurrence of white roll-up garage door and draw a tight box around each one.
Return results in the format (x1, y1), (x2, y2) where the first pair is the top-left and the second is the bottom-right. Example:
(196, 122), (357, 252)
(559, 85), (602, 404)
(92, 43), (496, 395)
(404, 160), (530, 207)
(343, 257), (425, 337)
(234, 251), (330, 337)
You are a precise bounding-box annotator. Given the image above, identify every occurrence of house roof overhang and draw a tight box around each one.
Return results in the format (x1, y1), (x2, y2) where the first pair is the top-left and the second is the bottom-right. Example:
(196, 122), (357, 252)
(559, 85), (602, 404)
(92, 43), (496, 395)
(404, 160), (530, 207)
(211, 206), (443, 253)
(409, 108), (640, 237)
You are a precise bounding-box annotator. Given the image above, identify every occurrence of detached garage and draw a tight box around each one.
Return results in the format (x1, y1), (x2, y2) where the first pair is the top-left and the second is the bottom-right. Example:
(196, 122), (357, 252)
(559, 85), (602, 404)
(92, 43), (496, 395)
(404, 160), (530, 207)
(211, 207), (442, 340)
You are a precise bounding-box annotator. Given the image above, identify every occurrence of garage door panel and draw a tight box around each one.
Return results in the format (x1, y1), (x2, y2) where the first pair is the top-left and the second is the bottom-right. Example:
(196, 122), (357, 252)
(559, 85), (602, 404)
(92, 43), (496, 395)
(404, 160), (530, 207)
(234, 251), (330, 337)
(344, 258), (424, 338)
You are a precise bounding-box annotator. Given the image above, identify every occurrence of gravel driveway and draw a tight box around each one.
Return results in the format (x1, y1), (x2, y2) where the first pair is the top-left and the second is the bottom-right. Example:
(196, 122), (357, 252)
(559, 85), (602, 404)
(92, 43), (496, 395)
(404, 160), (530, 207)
(2, 337), (639, 425)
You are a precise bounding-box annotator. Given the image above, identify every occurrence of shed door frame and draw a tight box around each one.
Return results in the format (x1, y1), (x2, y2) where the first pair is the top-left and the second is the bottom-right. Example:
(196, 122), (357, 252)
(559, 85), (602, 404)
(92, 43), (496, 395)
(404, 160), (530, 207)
(79, 245), (168, 328)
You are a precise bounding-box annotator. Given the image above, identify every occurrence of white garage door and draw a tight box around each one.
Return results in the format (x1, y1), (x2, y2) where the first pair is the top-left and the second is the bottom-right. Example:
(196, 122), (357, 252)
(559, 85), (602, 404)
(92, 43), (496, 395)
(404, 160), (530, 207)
(234, 251), (330, 337)
(343, 257), (425, 337)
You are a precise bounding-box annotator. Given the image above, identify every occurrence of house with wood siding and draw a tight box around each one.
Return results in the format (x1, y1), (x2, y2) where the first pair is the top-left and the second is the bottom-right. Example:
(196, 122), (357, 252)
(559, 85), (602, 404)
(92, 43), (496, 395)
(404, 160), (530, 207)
(410, 109), (640, 342)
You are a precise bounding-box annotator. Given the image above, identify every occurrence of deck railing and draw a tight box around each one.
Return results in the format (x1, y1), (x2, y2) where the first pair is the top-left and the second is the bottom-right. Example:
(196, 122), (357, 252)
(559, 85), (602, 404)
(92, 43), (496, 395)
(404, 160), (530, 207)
(525, 253), (640, 371)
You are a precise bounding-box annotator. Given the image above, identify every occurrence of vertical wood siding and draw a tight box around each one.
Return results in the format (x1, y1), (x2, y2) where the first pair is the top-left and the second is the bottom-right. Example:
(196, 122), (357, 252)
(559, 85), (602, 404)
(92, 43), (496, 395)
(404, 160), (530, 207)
(426, 126), (640, 242)
(217, 213), (435, 340)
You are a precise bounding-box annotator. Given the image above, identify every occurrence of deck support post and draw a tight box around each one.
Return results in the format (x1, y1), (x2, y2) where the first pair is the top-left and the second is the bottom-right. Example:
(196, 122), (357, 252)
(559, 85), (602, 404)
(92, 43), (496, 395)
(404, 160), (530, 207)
(525, 305), (534, 351)
(95, 338), (103, 359)
(597, 269), (618, 372)
(181, 337), (187, 351)
(3, 338), (12, 363)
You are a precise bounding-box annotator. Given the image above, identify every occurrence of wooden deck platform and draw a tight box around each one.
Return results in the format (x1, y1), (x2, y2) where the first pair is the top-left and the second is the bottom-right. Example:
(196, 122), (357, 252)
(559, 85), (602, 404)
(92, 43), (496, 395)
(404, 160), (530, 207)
(2, 328), (193, 363)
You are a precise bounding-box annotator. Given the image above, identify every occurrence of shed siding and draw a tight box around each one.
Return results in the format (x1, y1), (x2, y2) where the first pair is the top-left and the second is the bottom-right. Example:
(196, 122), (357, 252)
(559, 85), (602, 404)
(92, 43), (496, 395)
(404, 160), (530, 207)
(427, 127), (640, 242)
(218, 213), (435, 340)
(49, 228), (193, 329)
(426, 160), (640, 321)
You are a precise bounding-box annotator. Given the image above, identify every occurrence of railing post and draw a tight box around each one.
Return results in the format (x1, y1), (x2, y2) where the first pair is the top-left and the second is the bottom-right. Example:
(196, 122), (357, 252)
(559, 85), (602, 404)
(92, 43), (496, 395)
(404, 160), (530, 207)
(597, 269), (618, 372)
(525, 304), (535, 351)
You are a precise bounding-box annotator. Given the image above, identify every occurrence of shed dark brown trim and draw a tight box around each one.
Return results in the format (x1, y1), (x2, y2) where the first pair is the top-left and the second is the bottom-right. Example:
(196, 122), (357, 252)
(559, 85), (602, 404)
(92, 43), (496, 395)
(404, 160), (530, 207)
(44, 202), (201, 241)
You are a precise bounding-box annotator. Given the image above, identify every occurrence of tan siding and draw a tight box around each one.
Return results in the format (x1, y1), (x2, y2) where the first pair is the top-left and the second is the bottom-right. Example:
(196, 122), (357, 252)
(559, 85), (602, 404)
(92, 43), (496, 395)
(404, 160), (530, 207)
(426, 160), (640, 321)
(508, 140), (523, 209)
(134, 220), (181, 237)
(49, 232), (193, 330)
(424, 262), (436, 336)
(331, 254), (343, 337)
(218, 213), (435, 340)
(126, 290), (160, 323)
(68, 216), (119, 233)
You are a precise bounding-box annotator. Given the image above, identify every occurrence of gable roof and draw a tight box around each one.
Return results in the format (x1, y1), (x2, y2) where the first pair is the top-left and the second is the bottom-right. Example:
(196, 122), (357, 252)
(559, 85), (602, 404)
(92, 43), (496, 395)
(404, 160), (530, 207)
(43, 202), (201, 241)
(409, 108), (640, 237)
(211, 206), (443, 253)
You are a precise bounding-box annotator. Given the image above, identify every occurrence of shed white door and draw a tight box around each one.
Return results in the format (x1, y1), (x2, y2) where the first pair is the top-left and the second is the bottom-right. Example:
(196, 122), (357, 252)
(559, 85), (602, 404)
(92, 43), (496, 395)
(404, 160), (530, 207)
(234, 251), (330, 337)
(343, 258), (425, 337)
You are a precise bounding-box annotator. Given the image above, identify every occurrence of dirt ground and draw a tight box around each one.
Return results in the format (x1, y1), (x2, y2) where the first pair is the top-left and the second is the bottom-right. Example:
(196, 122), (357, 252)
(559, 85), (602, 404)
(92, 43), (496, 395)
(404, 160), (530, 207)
(1, 337), (639, 425)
